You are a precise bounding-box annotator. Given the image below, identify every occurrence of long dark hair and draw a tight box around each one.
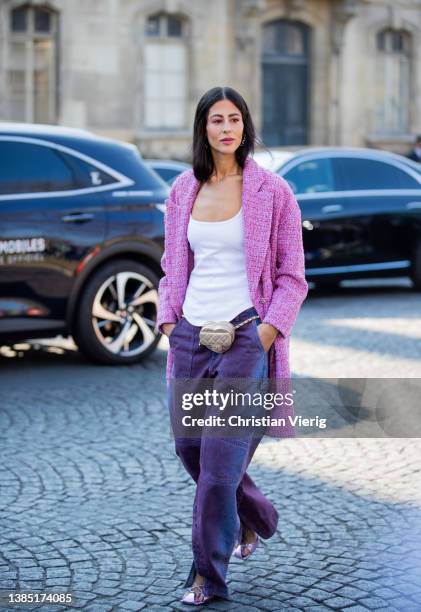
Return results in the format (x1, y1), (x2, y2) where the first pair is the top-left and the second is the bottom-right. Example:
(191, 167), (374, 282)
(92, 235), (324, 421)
(190, 86), (260, 183)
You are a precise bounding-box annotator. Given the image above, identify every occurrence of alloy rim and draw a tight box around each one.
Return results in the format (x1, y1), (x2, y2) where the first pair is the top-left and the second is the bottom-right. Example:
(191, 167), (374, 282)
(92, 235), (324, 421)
(91, 271), (158, 357)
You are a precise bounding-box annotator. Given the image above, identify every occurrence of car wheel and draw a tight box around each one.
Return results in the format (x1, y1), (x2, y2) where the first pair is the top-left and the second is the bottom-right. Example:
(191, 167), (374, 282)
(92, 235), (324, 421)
(410, 242), (421, 291)
(73, 259), (160, 364)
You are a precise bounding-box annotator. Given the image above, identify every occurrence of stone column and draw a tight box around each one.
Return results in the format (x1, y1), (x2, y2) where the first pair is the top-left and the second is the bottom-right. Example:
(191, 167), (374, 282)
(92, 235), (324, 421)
(233, 0), (265, 131)
(329, 0), (358, 145)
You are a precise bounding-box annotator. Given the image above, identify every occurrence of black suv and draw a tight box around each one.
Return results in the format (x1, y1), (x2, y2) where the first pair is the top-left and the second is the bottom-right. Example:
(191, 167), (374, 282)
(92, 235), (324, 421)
(0, 123), (169, 364)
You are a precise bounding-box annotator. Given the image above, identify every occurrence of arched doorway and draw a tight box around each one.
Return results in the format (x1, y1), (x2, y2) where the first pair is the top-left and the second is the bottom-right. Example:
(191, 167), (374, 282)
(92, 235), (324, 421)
(261, 19), (310, 146)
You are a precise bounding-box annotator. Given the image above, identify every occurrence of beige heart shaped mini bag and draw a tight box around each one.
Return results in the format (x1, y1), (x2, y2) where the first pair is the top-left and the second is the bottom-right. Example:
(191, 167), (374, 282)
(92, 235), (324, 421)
(198, 315), (260, 353)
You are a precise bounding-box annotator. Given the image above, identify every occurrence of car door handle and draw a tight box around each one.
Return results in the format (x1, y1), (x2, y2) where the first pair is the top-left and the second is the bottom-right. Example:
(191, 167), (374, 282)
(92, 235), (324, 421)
(322, 204), (343, 214)
(61, 213), (95, 223)
(406, 201), (421, 210)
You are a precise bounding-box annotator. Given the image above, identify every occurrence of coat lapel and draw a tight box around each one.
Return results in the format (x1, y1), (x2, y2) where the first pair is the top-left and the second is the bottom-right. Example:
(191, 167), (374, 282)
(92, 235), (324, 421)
(173, 156), (274, 308)
(241, 157), (274, 299)
(172, 177), (200, 305)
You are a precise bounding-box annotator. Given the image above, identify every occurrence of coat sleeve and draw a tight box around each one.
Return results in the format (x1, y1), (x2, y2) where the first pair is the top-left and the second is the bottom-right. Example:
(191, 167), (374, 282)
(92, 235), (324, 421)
(262, 179), (308, 339)
(155, 183), (179, 335)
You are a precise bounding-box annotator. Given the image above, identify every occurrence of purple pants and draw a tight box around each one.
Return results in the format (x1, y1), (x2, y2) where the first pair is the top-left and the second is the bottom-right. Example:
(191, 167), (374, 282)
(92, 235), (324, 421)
(168, 306), (279, 600)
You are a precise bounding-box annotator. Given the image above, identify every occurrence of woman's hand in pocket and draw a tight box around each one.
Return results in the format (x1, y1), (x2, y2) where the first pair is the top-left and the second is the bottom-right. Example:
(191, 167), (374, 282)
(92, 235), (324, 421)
(257, 323), (278, 352)
(162, 322), (176, 338)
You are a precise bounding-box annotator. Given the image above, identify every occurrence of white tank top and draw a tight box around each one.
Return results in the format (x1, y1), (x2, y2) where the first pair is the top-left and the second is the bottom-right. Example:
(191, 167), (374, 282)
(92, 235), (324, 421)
(182, 206), (253, 325)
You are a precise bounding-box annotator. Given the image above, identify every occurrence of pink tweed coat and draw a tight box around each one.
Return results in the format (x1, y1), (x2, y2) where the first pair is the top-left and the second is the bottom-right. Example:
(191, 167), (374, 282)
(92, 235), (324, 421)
(156, 156), (308, 438)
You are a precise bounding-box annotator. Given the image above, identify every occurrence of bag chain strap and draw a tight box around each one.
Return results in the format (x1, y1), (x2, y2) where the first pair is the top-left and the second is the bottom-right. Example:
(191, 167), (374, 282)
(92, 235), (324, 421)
(233, 314), (260, 329)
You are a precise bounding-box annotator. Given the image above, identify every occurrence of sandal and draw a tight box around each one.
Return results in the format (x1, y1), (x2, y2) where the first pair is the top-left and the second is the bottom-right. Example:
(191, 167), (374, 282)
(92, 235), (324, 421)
(233, 532), (259, 560)
(181, 584), (214, 606)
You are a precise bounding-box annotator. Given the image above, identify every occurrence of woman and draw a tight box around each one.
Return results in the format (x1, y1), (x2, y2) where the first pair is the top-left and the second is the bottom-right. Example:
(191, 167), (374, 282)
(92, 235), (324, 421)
(156, 86), (308, 605)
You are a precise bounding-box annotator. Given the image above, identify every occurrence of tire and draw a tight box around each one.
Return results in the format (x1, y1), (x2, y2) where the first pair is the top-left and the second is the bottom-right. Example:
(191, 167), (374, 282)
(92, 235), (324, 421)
(410, 242), (421, 291)
(73, 259), (161, 364)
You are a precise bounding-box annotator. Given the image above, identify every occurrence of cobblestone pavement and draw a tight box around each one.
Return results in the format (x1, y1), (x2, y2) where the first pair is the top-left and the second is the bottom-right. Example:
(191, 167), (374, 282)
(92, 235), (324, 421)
(1, 280), (421, 611)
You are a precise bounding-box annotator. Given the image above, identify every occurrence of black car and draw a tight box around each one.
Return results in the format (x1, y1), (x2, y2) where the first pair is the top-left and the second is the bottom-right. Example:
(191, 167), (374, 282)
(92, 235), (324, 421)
(0, 122), (169, 364)
(144, 159), (191, 185)
(254, 147), (421, 290)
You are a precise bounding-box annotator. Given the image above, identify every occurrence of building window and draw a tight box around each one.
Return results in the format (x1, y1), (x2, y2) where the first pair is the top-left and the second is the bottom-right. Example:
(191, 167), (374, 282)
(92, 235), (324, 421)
(145, 14), (161, 37)
(10, 6), (28, 32)
(376, 29), (410, 54)
(144, 13), (187, 129)
(7, 4), (58, 123)
(261, 19), (310, 146)
(145, 13), (184, 38)
(263, 20), (307, 57)
(373, 28), (411, 134)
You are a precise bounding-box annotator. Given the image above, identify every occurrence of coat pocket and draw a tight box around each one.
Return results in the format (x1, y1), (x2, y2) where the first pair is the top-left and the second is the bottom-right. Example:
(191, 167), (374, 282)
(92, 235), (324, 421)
(251, 318), (266, 354)
(168, 317), (184, 345)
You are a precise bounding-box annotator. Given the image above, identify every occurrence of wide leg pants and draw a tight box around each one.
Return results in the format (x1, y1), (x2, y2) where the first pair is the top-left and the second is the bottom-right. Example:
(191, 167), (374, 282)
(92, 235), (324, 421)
(168, 306), (279, 600)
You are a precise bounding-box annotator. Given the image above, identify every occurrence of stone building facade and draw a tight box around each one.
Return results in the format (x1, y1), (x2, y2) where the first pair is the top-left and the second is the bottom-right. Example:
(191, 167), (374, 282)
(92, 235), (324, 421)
(0, 0), (420, 160)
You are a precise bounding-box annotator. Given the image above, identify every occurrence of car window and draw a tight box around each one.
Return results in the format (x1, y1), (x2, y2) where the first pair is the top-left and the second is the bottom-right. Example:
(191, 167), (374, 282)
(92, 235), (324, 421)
(62, 153), (117, 188)
(168, 174), (181, 186)
(0, 141), (115, 195)
(282, 158), (335, 194)
(408, 163), (421, 176)
(153, 167), (181, 183)
(334, 157), (419, 190)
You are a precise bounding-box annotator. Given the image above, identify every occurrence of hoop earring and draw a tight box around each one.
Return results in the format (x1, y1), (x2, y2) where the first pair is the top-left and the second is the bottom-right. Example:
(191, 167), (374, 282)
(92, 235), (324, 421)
(240, 136), (246, 146)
